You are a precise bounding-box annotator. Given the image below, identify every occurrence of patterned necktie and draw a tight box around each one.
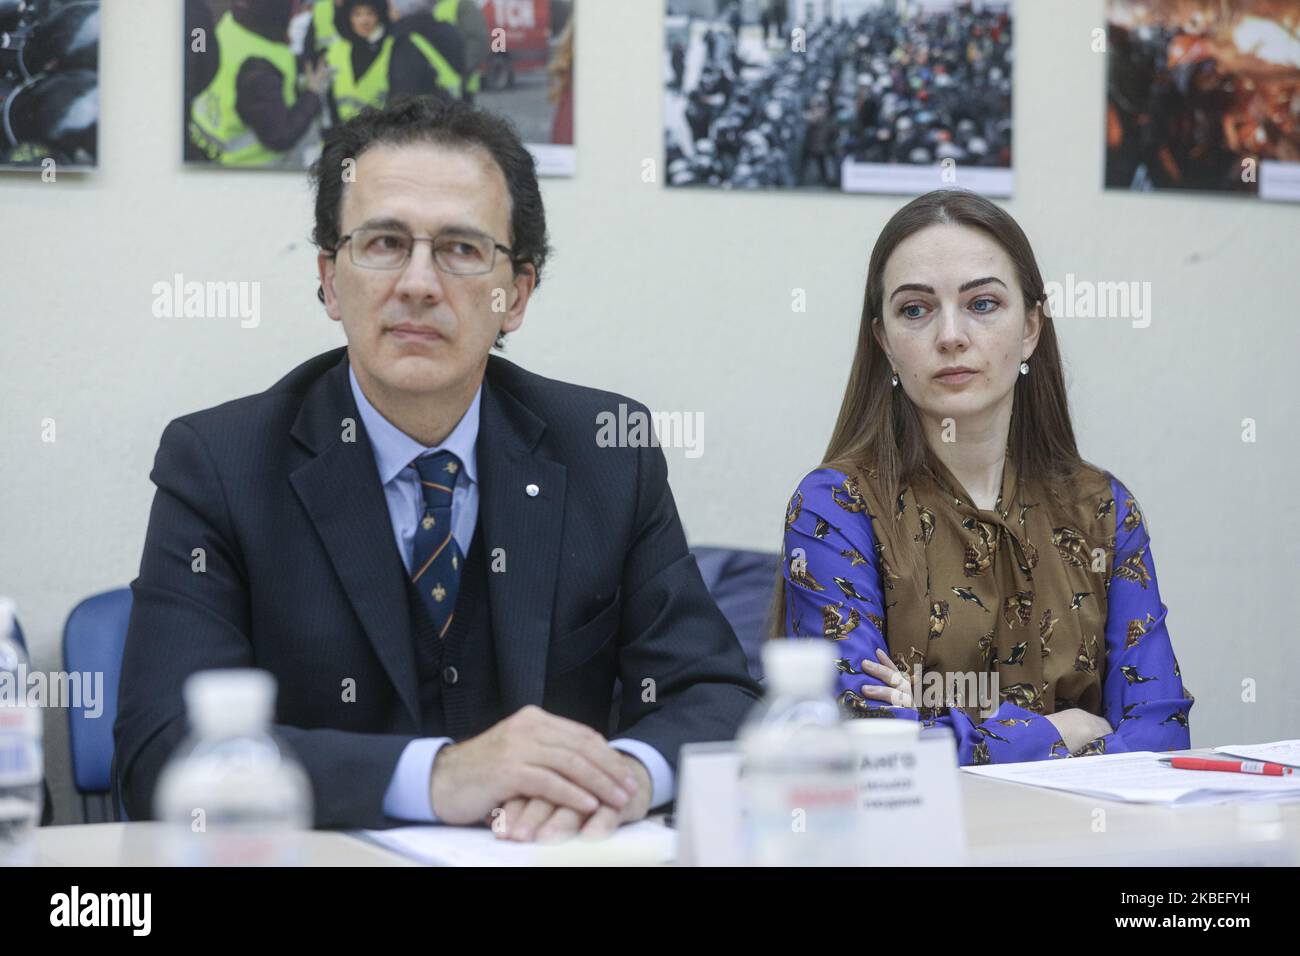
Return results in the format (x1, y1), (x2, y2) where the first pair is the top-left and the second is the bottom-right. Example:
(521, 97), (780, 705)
(410, 450), (464, 640)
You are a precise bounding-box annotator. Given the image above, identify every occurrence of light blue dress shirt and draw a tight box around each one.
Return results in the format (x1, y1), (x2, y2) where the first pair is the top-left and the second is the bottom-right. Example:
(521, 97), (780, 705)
(347, 367), (674, 822)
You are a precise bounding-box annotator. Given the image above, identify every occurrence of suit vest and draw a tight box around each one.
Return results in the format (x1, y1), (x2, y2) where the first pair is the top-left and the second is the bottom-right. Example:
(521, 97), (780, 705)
(406, 524), (502, 740)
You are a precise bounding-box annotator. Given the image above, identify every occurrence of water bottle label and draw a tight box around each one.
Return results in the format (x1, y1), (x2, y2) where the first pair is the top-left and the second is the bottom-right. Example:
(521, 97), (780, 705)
(165, 827), (305, 867)
(0, 735), (42, 786)
(0, 708), (43, 787)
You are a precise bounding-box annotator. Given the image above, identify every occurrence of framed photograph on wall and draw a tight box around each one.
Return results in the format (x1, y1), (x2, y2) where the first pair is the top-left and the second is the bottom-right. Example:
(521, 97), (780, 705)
(184, 0), (575, 174)
(664, 0), (1014, 196)
(476, 0), (574, 176)
(0, 0), (100, 172)
(1105, 0), (1300, 202)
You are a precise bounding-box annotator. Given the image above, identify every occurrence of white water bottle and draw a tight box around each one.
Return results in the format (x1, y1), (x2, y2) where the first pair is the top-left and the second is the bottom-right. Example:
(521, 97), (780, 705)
(739, 640), (861, 866)
(155, 669), (312, 866)
(0, 597), (42, 867)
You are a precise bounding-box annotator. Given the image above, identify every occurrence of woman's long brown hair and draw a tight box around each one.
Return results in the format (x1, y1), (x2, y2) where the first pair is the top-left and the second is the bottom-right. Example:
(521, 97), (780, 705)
(771, 189), (1087, 638)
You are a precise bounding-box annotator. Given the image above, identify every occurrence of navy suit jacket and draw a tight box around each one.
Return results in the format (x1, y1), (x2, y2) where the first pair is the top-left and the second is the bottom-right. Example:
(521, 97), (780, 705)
(114, 348), (760, 828)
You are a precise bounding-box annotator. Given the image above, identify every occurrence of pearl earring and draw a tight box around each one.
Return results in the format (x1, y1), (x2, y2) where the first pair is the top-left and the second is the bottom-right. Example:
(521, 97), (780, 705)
(1019, 361), (1029, 375)
(891, 371), (900, 387)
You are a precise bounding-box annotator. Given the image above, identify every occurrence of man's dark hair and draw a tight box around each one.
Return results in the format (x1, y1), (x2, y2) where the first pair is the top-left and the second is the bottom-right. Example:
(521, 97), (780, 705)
(310, 96), (551, 348)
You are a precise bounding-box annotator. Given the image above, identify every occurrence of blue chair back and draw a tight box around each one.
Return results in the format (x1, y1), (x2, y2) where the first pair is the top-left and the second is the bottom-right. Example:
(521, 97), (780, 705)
(62, 588), (131, 805)
(692, 547), (781, 682)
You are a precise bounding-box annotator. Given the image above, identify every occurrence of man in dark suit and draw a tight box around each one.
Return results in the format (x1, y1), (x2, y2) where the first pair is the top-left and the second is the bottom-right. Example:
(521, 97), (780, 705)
(114, 96), (760, 837)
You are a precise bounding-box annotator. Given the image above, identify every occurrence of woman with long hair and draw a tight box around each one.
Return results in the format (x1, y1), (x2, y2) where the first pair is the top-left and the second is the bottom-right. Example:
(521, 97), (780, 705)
(779, 189), (1192, 764)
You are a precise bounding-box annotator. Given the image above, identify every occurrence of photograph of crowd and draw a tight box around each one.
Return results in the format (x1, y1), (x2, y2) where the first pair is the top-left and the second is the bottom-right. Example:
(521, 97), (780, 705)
(664, 0), (1014, 195)
(184, 0), (575, 174)
(1105, 0), (1300, 202)
(0, 0), (99, 171)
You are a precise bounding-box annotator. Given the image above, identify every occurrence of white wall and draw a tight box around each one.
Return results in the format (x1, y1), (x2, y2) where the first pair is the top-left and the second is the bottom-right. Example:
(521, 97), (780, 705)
(2, 1), (1296, 823)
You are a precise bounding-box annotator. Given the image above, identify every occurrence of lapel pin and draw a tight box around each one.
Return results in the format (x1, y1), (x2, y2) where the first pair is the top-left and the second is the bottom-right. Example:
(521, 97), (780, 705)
(525, 483), (540, 497)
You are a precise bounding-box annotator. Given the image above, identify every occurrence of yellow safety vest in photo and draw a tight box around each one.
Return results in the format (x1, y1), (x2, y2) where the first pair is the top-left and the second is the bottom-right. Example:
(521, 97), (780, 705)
(328, 35), (395, 121)
(189, 12), (299, 166)
(432, 0), (481, 95)
(408, 31), (465, 99)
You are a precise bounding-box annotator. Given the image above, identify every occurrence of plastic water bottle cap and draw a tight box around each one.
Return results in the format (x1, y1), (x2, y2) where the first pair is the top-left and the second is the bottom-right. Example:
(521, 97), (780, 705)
(0, 597), (23, 671)
(184, 669), (276, 736)
(0, 597), (16, 642)
(761, 640), (833, 696)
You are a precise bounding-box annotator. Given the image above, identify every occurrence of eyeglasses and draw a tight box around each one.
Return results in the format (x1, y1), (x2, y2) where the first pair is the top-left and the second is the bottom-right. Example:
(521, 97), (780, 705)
(334, 227), (516, 276)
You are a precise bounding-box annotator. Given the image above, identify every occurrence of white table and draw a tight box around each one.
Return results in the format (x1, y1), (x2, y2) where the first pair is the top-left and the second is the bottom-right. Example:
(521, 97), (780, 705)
(31, 749), (1300, 866)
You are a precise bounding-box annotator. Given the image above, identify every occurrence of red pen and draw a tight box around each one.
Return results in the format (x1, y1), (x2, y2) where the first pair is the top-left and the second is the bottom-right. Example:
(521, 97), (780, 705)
(1159, 756), (1297, 777)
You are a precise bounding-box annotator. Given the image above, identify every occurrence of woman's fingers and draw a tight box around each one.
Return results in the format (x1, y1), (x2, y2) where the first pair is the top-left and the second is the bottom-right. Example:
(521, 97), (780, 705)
(857, 650), (913, 706)
(860, 658), (902, 684)
(861, 658), (908, 686)
(859, 682), (913, 707)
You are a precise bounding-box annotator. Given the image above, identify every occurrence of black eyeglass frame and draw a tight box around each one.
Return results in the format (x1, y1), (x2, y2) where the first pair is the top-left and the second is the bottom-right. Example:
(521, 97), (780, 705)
(331, 227), (519, 276)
